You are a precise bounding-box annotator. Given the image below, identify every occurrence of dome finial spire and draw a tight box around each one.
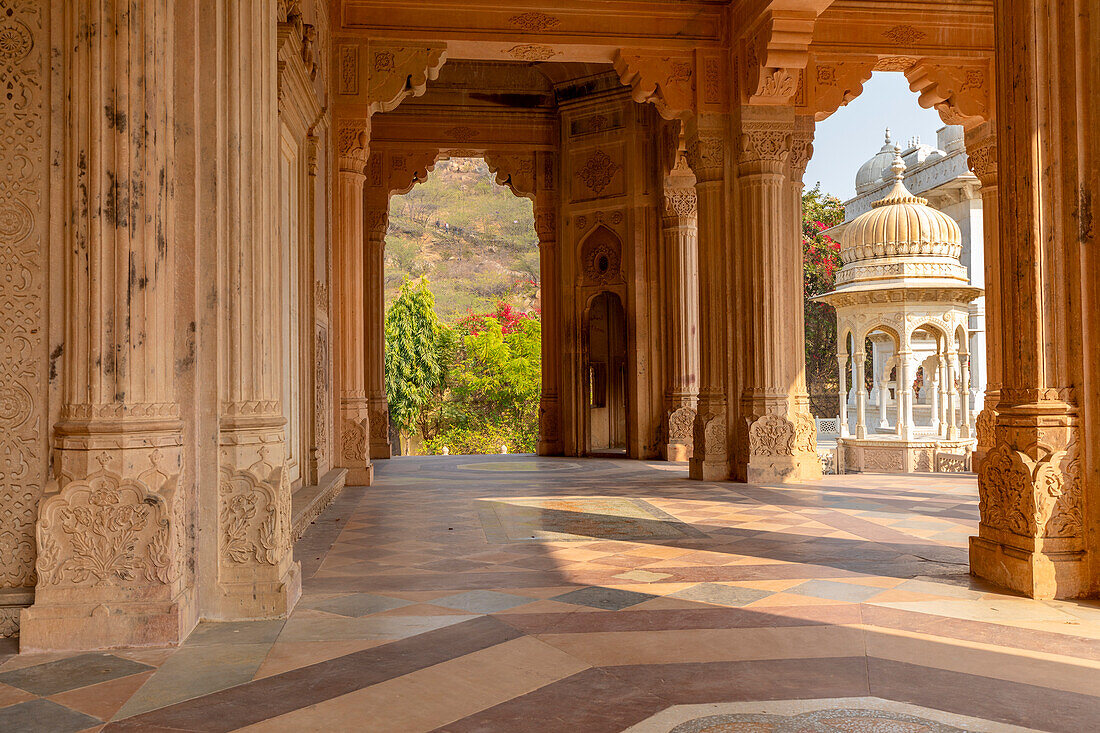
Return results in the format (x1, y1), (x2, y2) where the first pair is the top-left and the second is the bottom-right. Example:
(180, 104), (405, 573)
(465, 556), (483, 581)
(890, 144), (906, 182)
(884, 126), (891, 144)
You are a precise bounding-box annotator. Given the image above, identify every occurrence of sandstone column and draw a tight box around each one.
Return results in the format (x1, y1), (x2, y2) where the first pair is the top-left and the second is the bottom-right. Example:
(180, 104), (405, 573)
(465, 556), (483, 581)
(215, 0), (299, 620)
(836, 352), (849, 437)
(970, 0), (1097, 598)
(333, 119), (373, 483)
(965, 122), (999, 466)
(535, 167), (564, 456)
(734, 110), (820, 483)
(660, 162), (700, 461)
(364, 195), (391, 459)
(685, 115), (731, 480)
(22, 0), (189, 650)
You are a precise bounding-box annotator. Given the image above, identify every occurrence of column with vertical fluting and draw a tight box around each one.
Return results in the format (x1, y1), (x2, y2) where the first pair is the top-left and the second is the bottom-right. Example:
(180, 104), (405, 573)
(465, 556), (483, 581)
(735, 110), (820, 483)
(965, 123), (999, 462)
(661, 162), (700, 461)
(364, 194), (391, 459)
(332, 119), (373, 483)
(836, 353), (848, 437)
(24, 0), (189, 651)
(685, 116), (730, 481)
(535, 158), (564, 455)
(214, 0), (299, 619)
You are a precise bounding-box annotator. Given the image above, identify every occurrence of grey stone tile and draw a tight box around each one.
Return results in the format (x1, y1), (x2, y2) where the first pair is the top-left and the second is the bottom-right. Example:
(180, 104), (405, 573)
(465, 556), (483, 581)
(551, 587), (657, 611)
(300, 592), (413, 618)
(786, 579), (884, 603)
(0, 652), (153, 696)
(184, 619), (286, 646)
(0, 699), (101, 733)
(669, 583), (774, 608)
(431, 590), (533, 614)
(112, 642), (274, 720)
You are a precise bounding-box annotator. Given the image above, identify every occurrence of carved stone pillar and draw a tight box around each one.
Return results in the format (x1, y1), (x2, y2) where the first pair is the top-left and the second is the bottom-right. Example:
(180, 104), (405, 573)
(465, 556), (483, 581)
(965, 122), (999, 466)
(660, 161), (700, 462)
(735, 110), (820, 484)
(685, 116), (730, 481)
(836, 353), (849, 437)
(535, 178), (564, 456)
(333, 119), (373, 484)
(215, 0), (299, 620)
(969, 0), (1095, 599)
(364, 196), (391, 460)
(22, 0), (189, 650)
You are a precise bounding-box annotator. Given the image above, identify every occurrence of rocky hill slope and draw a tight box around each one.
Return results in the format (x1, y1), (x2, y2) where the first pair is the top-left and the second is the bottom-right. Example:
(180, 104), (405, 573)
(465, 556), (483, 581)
(384, 157), (540, 322)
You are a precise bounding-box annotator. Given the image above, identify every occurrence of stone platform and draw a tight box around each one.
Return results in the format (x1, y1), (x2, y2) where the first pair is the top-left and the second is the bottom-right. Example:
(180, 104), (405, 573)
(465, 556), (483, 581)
(0, 456), (1096, 732)
(838, 436), (975, 474)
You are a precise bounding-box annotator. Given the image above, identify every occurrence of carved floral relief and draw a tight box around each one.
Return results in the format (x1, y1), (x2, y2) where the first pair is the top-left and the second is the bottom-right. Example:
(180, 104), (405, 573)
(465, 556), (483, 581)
(0, 0), (47, 596)
(36, 464), (177, 587)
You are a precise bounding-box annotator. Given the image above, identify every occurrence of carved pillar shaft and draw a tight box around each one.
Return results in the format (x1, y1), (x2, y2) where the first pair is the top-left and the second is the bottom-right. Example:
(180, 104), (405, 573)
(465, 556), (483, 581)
(685, 117), (730, 481)
(364, 198), (390, 459)
(535, 184), (563, 456)
(836, 353), (848, 437)
(969, 0), (1094, 599)
(661, 172), (699, 461)
(966, 122), (999, 462)
(736, 111), (820, 484)
(23, 0), (189, 651)
(215, 0), (298, 620)
(333, 119), (372, 483)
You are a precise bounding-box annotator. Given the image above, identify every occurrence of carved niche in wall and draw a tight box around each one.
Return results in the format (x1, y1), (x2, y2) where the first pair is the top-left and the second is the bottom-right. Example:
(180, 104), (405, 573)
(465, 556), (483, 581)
(579, 225), (623, 286)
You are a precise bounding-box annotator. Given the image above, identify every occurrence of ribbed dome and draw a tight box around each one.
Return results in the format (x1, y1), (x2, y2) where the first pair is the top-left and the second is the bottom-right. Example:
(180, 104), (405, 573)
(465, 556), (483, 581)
(840, 147), (962, 266)
(854, 129), (898, 194)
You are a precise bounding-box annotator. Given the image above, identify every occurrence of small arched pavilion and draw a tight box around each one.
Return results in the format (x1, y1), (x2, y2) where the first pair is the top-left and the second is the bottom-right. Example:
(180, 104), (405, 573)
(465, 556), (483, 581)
(817, 148), (981, 474)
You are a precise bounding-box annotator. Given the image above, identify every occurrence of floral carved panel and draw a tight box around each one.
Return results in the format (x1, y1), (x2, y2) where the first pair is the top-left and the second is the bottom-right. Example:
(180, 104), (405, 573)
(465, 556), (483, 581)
(36, 468), (178, 588)
(219, 464), (289, 568)
(0, 0), (47, 596)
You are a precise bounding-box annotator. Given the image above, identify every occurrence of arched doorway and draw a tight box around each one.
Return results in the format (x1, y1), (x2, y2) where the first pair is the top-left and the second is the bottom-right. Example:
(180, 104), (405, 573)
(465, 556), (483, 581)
(584, 291), (627, 455)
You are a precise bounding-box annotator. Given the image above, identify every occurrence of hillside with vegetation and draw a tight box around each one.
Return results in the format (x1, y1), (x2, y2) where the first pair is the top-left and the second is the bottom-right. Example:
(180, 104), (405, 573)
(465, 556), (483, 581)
(383, 158), (542, 455)
(385, 157), (540, 320)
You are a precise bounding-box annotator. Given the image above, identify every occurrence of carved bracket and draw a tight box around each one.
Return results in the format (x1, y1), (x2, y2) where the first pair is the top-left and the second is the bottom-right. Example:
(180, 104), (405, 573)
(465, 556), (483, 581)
(334, 41), (447, 115)
(740, 11), (818, 106)
(905, 59), (992, 130)
(807, 57), (875, 122)
(613, 50), (696, 120)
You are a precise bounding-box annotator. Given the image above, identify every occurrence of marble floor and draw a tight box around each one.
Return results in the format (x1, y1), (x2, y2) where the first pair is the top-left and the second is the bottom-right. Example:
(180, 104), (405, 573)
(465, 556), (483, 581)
(1, 456), (1099, 732)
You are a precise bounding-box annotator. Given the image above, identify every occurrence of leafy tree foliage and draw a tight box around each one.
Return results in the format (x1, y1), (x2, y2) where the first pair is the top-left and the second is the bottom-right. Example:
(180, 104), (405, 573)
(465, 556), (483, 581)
(384, 276), (542, 455)
(384, 276), (452, 439)
(802, 184), (846, 417)
(426, 313), (541, 455)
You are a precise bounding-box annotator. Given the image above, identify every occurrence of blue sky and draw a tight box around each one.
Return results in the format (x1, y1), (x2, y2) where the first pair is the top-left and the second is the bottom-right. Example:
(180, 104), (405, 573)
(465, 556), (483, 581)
(804, 72), (946, 201)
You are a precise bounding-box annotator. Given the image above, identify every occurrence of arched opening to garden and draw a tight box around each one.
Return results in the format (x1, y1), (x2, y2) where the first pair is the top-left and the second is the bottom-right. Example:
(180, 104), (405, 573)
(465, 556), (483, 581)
(382, 157), (542, 456)
(804, 71), (985, 475)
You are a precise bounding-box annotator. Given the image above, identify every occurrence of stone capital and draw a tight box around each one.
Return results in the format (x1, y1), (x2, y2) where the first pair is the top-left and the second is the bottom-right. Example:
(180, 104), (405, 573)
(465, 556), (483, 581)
(337, 118), (370, 173)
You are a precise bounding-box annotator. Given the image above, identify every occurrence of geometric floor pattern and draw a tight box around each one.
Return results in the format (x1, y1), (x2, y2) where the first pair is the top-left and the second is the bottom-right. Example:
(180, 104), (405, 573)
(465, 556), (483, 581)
(1, 455), (1098, 732)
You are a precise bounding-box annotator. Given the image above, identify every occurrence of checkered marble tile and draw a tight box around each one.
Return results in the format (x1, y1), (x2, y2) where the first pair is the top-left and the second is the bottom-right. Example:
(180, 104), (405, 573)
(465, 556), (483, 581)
(2, 456), (1097, 732)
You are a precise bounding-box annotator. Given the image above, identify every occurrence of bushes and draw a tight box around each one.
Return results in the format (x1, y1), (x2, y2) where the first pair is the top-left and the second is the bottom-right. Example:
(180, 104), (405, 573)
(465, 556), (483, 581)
(385, 277), (541, 455)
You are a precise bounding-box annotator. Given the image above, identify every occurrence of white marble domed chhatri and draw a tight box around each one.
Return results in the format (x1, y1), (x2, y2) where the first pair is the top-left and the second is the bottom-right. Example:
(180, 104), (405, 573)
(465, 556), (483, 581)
(817, 146), (981, 475)
(854, 129), (901, 194)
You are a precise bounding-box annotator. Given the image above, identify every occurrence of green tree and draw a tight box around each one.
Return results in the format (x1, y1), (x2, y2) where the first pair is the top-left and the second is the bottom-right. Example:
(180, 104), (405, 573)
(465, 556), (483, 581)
(384, 277), (452, 446)
(426, 310), (542, 455)
(802, 184), (846, 417)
